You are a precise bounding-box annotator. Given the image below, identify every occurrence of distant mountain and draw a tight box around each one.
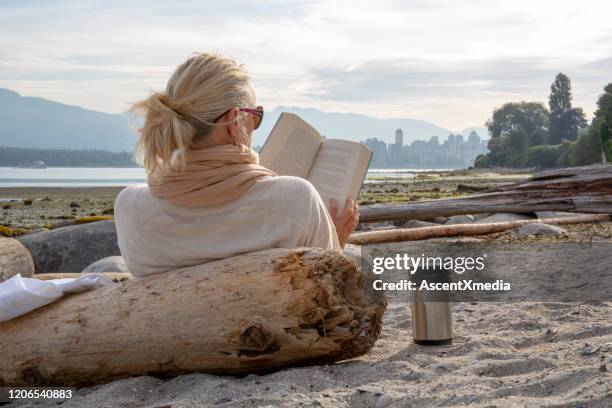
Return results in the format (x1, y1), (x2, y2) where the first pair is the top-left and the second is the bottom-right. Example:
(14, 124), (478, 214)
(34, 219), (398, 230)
(0, 88), (136, 152)
(0, 88), (488, 151)
(252, 106), (489, 147)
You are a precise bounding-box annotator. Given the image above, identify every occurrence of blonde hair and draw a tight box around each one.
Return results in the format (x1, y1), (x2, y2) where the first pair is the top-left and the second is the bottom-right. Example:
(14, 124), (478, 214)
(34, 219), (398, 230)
(130, 52), (255, 176)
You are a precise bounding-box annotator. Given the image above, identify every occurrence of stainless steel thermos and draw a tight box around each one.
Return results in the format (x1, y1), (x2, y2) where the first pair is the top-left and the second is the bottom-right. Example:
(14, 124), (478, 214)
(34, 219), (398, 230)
(411, 285), (453, 345)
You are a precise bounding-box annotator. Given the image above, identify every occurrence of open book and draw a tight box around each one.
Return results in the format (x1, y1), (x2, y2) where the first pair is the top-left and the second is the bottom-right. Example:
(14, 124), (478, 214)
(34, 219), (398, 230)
(259, 112), (372, 212)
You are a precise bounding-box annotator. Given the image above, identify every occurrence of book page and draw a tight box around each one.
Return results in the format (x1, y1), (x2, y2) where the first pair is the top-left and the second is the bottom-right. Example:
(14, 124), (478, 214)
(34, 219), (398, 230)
(307, 139), (372, 212)
(259, 113), (322, 178)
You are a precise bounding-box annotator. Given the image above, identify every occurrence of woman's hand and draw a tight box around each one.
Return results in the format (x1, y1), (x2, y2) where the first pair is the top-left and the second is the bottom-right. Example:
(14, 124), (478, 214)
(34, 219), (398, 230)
(328, 198), (359, 248)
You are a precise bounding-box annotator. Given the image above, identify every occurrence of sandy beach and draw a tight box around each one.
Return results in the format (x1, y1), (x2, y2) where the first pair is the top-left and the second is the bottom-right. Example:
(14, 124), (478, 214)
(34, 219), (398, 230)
(7, 247), (610, 407)
(3, 170), (611, 407)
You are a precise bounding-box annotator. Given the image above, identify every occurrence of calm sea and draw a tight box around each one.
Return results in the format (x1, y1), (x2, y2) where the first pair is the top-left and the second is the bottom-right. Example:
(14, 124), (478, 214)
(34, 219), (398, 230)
(0, 167), (442, 188)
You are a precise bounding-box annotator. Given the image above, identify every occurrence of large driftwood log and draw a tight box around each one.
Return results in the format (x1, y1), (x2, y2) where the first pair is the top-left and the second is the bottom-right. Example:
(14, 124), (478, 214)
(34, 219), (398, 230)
(0, 248), (386, 387)
(349, 214), (610, 245)
(360, 164), (612, 223)
(0, 237), (35, 282)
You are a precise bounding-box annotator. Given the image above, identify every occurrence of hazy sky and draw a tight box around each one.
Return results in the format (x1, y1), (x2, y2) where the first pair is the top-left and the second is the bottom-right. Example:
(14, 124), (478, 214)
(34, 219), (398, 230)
(1, 0), (611, 131)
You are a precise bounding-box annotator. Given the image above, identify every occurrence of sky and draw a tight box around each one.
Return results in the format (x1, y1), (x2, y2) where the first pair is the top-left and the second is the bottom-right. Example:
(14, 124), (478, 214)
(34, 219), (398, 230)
(0, 0), (611, 132)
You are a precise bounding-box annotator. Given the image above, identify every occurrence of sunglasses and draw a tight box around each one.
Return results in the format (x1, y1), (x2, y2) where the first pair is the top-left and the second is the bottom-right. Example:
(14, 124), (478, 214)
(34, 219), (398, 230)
(213, 106), (264, 129)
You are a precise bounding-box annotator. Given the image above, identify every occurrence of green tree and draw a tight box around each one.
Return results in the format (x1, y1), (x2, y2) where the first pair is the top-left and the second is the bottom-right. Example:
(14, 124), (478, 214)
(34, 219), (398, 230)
(486, 102), (550, 140)
(548, 73), (587, 144)
(484, 102), (549, 167)
(526, 144), (566, 168)
(567, 127), (603, 166)
(593, 82), (612, 162)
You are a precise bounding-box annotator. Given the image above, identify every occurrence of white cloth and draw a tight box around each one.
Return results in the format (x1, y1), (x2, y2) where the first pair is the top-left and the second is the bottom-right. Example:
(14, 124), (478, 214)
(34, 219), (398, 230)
(0, 273), (113, 322)
(115, 176), (341, 277)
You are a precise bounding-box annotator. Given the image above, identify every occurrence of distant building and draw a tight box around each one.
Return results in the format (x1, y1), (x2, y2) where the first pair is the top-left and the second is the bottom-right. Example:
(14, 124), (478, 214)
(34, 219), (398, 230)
(366, 129), (488, 169)
(395, 129), (403, 146)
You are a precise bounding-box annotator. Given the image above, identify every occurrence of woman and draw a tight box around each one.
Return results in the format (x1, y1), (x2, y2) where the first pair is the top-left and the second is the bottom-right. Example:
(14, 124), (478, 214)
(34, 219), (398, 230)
(114, 52), (359, 277)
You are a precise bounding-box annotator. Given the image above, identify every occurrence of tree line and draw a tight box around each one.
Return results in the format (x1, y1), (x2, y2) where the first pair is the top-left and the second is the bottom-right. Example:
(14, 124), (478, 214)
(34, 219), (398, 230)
(0, 146), (138, 167)
(475, 74), (612, 169)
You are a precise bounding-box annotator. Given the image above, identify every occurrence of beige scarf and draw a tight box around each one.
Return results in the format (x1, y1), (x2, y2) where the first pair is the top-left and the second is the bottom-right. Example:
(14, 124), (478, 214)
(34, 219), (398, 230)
(148, 144), (277, 208)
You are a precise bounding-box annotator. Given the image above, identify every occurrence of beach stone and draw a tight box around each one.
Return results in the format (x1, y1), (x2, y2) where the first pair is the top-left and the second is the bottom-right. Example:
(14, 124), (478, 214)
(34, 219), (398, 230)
(69, 201), (81, 208)
(444, 214), (474, 225)
(0, 237), (35, 281)
(516, 223), (568, 237)
(2, 205), (9, 210)
(429, 216), (448, 224)
(82, 256), (129, 273)
(23, 199), (32, 205)
(343, 244), (374, 272)
(375, 393), (393, 408)
(473, 213), (492, 221)
(400, 220), (440, 229)
(16, 220), (120, 273)
(475, 213), (533, 224)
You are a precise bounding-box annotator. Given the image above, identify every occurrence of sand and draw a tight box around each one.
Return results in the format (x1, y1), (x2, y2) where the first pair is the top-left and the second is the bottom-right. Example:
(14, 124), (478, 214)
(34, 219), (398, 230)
(7, 242), (611, 407)
(3, 171), (611, 407)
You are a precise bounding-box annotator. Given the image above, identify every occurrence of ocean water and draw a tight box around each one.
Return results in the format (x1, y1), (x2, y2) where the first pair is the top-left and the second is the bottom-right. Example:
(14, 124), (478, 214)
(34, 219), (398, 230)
(0, 167), (441, 187)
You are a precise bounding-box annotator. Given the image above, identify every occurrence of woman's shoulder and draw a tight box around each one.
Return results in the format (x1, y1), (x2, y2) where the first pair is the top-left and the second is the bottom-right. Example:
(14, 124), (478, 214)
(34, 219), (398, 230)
(253, 175), (320, 198)
(114, 183), (156, 214)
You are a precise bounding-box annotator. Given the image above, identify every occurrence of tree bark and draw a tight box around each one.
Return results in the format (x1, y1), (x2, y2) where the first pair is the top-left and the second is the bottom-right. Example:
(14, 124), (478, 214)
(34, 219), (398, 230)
(359, 164), (612, 223)
(349, 214), (610, 245)
(0, 248), (386, 387)
(0, 237), (34, 282)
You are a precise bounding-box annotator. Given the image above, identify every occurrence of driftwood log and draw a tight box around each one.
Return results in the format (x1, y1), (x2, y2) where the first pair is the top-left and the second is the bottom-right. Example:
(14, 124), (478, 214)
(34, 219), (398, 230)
(0, 237), (35, 282)
(360, 164), (612, 223)
(349, 214), (610, 245)
(0, 248), (386, 387)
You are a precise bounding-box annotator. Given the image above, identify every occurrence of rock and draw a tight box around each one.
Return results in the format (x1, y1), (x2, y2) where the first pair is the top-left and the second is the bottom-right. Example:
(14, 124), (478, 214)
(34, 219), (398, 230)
(69, 201), (81, 208)
(516, 223), (568, 237)
(473, 213), (491, 221)
(2, 205), (9, 210)
(23, 199), (33, 206)
(581, 345), (601, 356)
(16, 220), (120, 273)
(399, 220), (440, 229)
(102, 208), (114, 215)
(427, 216), (448, 224)
(375, 393), (393, 408)
(342, 244), (374, 272)
(475, 213), (534, 224)
(0, 238), (35, 281)
(444, 214), (474, 225)
(52, 221), (74, 228)
(42, 196), (52, 201)
(82, 256), (129, 273)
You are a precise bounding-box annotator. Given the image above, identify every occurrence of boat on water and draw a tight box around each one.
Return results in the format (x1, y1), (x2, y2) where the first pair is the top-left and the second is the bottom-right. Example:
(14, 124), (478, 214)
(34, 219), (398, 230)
(15, 160), (47, 169)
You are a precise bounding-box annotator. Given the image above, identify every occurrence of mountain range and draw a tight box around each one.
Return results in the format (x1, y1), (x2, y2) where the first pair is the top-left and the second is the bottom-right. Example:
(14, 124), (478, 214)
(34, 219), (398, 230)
(0, 88), (487, 152)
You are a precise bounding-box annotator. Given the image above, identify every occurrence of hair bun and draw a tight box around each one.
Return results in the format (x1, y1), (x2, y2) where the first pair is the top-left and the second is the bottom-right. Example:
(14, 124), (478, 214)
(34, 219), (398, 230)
(155, 92), (186, 119)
